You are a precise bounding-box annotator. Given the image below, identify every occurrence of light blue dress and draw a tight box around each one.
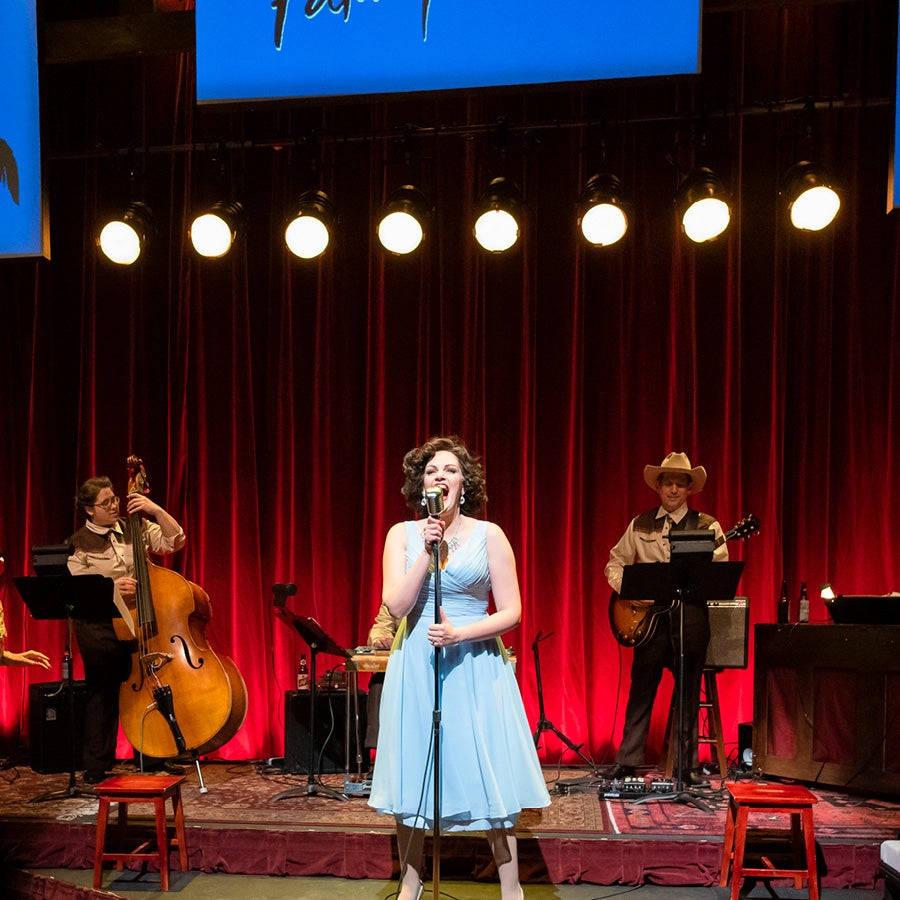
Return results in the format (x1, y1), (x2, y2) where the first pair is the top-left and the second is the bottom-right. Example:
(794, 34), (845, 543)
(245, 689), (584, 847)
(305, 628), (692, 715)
(368, 520), (550, 832)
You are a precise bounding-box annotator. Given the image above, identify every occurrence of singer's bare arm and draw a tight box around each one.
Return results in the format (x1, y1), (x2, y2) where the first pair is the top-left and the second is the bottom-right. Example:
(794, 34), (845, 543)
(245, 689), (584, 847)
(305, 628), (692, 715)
(427, 523), (521, 647)
(382, 520), (442, 619)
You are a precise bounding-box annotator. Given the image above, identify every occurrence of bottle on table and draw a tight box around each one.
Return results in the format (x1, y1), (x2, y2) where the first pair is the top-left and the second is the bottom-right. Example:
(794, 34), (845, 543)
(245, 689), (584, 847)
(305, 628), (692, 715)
(798, 581), (809, 623)
(296, 654), (309, 690)
(777, 579), (790, 624)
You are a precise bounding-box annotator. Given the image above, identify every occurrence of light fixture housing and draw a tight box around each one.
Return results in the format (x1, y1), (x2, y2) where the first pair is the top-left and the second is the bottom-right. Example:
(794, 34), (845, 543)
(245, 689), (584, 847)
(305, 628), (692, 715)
(377, 185), (428, 255)
(579, 173), (629, 247)
(97, 202), (153, 265)
(285, 190), (334, 259)
(676, 167), (731, 243)
(782, 161), (840, 231)
(190, 200), (245, 258)
(473, 177), (522, 252)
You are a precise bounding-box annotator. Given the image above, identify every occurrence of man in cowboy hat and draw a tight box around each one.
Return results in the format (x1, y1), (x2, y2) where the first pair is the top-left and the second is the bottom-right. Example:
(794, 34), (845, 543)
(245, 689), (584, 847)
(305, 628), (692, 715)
(605, 451), (728, 785)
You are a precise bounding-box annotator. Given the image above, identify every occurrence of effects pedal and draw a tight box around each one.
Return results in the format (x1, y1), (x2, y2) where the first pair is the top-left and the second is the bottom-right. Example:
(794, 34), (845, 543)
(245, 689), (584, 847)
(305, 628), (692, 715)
(598, 776), (675, 799)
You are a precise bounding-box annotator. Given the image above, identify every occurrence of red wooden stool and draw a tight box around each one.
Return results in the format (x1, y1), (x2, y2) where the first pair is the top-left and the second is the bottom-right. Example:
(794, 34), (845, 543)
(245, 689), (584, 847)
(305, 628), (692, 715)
(93, 774), (188, 891)
(720, 782), (819, 900)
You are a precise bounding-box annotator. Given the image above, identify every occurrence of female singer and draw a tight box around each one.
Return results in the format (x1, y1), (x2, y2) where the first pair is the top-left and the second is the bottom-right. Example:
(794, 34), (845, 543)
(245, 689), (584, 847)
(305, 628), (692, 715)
(368, 436), (549, 900)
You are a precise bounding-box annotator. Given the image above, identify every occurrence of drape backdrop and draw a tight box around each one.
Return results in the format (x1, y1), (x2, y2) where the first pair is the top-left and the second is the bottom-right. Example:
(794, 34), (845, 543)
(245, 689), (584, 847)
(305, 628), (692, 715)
(2, 4), (899, 766)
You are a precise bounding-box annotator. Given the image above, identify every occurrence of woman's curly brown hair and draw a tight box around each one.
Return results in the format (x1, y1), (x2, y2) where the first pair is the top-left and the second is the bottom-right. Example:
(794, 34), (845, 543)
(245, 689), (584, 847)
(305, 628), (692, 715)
(400, 435), (487, 517)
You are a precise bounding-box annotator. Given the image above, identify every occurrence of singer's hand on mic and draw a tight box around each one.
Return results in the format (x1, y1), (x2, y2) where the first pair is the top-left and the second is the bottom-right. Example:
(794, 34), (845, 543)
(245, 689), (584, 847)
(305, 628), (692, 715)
(423, 516), (445, 549)
(428, 607), (458, 647)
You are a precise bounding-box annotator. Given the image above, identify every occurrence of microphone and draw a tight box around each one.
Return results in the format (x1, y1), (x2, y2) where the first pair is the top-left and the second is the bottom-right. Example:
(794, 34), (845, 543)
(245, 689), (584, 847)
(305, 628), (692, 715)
(424, 486), (444, 517)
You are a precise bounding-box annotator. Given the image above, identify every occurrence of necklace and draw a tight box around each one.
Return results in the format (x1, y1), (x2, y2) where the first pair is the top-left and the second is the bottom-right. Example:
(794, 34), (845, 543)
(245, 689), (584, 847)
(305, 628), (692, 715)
(443, 517), (464, 555)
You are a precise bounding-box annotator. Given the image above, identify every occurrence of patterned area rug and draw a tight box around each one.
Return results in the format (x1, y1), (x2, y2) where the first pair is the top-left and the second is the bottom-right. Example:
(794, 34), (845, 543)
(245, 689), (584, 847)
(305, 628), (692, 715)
(0, 763), (896, 841)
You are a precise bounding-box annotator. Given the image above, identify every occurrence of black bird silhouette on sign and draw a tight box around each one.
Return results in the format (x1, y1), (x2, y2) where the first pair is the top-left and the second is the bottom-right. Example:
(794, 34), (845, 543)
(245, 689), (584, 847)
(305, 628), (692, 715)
(0, 138), (20, 205)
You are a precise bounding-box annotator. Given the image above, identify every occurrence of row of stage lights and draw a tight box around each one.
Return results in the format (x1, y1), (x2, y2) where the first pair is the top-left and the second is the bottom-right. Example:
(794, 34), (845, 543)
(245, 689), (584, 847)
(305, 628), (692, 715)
(98, 163), (841, 265)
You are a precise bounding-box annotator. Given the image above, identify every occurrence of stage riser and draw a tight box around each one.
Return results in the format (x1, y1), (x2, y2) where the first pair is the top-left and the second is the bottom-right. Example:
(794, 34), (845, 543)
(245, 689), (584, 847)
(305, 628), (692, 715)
(0, 821), (881, 889)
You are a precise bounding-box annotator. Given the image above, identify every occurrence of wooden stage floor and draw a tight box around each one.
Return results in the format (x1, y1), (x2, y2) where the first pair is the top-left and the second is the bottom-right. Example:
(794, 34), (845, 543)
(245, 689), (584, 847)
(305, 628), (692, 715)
(0, 763), (896, 890)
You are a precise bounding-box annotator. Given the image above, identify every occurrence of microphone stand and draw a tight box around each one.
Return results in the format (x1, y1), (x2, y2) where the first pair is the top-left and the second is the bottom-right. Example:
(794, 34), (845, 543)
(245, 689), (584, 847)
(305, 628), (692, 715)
(430, 531), (443, 900)
(531, 631), (594, 766)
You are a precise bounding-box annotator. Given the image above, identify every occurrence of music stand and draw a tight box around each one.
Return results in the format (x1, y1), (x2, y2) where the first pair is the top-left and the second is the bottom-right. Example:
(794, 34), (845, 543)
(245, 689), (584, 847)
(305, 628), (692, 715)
(619, 557), (743, 810)
(271, 604), (351, 802)
(13, 572), (118, 802)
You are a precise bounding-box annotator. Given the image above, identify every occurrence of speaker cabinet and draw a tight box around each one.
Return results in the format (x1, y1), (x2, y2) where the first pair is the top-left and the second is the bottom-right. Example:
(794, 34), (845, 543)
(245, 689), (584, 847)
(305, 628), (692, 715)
(28, 680), (87, 774)
(284, 689), (368, 775)
(706, 596), (749, 668)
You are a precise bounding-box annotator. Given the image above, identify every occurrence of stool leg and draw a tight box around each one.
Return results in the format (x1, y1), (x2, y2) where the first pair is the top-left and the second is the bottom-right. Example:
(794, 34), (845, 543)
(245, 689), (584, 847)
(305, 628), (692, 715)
(803, 806), (819, 900)
(790, 812), (803, 888)
(172, 786), (188, 872)
(705, 671), (728, 778)
(93, 797), (111, 890)
(730, 805), (750, 900)
(154, 796), (169, 891)
(719, 799), (736, 886)
(115, 802), (127, 871)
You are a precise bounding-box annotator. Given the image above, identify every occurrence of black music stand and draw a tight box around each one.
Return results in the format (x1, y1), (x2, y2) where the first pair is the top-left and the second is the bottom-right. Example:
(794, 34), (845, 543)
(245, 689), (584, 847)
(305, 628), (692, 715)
(271, 604), (351, 801)
(619, 556), (743, 810)
(13, 572), (118, 802)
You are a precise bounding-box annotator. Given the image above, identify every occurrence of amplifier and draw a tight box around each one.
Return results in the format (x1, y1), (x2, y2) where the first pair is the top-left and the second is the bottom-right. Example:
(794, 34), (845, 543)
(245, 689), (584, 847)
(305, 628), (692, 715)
(28, 680), (87, 774)
(706, 596), (749, 668)
(284, 689), (368, 775)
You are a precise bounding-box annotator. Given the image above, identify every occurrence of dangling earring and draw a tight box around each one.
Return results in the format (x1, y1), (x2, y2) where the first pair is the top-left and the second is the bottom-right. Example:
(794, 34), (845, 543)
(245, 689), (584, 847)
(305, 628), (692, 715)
(460, 491), (466, 507)
(421, 494), (427, 508)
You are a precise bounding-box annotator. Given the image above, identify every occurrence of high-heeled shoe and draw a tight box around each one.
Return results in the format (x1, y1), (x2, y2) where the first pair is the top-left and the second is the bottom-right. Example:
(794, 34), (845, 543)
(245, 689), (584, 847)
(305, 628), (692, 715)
(399, 881), (423, 900)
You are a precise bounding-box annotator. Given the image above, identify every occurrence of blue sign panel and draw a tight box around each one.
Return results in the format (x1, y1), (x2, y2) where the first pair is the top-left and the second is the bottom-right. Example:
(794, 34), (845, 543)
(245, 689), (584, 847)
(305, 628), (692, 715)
(892, 1), (900, 210)
(197, 1), (701, 103)
(0, 0), (47, 258)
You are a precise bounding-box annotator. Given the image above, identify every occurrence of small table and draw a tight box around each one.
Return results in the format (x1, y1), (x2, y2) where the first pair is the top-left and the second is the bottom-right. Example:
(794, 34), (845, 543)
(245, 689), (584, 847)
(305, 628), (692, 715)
(719, 781), (819, 900)
(93, 774), (188, 892)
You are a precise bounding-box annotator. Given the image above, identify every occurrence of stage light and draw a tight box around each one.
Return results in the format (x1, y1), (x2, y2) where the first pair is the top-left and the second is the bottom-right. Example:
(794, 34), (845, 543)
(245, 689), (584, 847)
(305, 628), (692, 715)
(97, 202), (152, 265)
(190, 201), (245, 258)
(579, 173), (628, 247)
(473, 177), (522, 252)
(285, 190), (333, 259)
(676, 167), (731, 243)
(783, 161), (840, 231)
(820, 583), (836, 601)
(377, 185), (428, 255)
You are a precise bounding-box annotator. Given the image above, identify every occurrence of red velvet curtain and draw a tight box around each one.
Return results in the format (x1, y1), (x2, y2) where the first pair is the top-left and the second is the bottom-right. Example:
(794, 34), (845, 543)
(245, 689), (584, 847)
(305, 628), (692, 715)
(2, 6), (900, 765)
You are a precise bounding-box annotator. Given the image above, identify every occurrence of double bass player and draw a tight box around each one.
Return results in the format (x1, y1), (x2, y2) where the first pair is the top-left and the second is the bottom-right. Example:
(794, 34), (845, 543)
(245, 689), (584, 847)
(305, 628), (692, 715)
(67, 476), (185, 784)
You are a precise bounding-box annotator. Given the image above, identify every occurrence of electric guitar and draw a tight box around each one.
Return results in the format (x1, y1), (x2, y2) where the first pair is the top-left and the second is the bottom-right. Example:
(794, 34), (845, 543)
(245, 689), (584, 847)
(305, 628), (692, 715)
(608, 513), (760, 648)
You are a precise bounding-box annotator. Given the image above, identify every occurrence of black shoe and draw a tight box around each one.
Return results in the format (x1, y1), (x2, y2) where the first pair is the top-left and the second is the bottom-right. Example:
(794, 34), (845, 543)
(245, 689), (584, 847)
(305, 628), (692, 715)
(83, 769), (110, 785)
(163, 761), (186, 775)
(610, 764), (636, 779)
(681, 769), (709, 787)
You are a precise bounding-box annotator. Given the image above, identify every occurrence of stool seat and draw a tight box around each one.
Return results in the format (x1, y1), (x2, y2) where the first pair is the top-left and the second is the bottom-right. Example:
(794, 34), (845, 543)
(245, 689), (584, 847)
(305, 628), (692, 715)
(93, 774), (188, 892)
(720, 781), (819, 900)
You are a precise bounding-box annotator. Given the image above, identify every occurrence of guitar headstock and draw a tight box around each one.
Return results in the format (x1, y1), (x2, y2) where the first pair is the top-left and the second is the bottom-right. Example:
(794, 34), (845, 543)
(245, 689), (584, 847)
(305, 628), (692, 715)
(727, 513), (760, 541)
(126, 454), (151, 497)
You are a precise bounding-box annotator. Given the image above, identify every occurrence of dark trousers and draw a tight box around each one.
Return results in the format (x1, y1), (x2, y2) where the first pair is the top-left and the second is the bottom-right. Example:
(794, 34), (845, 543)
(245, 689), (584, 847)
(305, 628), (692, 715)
(73, 619), (131, 774)
(615, 600), (710, 773)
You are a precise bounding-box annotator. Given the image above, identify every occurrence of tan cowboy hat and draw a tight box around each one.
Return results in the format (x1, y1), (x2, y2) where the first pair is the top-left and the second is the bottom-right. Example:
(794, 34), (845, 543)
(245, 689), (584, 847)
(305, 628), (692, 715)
(643, 451), (707, 493)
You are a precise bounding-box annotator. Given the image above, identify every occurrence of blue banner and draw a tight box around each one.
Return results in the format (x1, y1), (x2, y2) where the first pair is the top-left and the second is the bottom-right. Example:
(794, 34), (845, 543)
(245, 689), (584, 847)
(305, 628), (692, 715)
(0, 0), (46, 258)
(892, 0), (900, 210)
(197, 0), (701, 102)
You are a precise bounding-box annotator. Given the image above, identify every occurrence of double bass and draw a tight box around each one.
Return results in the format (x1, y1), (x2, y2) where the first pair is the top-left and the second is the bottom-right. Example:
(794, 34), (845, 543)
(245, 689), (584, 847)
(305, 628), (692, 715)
(113, 455), (247, 759)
